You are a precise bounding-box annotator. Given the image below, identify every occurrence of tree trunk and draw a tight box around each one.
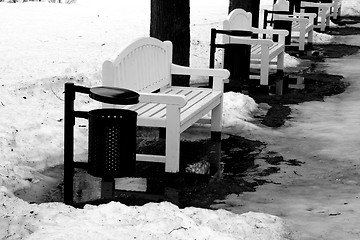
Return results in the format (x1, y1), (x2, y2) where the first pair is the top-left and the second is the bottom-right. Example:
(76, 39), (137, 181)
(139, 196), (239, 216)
(150, 0), (190, 86)
(228, 0), (261, 28)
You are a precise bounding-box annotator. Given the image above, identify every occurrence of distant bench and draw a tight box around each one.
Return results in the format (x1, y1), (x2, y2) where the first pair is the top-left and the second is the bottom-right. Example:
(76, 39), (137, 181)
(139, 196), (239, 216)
(263, 0), (316, 52)
(221, 8), (288, 93)
(102, 37), (230, 173)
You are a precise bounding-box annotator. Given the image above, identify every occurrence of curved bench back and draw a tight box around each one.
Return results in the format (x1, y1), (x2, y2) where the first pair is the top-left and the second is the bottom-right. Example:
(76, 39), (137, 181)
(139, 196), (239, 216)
(102, 37), (173, 93)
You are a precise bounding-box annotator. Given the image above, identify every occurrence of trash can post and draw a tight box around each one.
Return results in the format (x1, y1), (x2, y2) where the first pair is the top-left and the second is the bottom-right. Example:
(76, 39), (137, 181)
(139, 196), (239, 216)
(209, 28), (217, 87)
(64, 82), (75, 205)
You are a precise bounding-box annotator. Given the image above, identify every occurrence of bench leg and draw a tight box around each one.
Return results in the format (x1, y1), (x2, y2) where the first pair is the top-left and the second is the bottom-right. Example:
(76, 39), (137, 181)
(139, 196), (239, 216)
(277, 51), (285, 74)
(210, 103), (222, 176)
(325, 15), (330, 28)
(211, 102), (222, 132)
(211, 78), (223, 141)
(211, 101), (222, 141)
(320, 11), (328, 31)
(276, 51), (285, 95)
(299, 25), (306, 52)
(308, 29), (314, 47)
(165, 106), (181, 173)
(334, 3), (341, 19)
(260, 46), (270, 86)
(325, 16), (330, 30)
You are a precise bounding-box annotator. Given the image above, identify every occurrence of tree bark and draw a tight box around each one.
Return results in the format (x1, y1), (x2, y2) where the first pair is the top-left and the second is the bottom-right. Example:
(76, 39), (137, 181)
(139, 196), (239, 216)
(228, 0), (261, 28)
(150, 0), (190, 86)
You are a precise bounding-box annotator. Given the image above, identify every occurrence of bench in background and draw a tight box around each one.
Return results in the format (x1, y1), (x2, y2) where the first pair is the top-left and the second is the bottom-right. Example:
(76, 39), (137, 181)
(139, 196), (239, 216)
(222, 8), (288, 94)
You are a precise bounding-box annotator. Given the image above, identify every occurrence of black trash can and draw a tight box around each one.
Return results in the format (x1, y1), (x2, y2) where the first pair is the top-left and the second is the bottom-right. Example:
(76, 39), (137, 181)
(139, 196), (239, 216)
(223, 43), (251, 90)
(273, 20), (292, 45)
(87, 86), (139, 179)
(87, 108), (138, 178)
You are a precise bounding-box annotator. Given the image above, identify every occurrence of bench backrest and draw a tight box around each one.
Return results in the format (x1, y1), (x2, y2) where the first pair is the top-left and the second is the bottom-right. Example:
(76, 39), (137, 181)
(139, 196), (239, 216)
(273, 0), (290, 20)
(274, 0), (290, 11)
(223, 9), (252, 44)
(102, 37), (173, 93)
(224, 8), (252, 31)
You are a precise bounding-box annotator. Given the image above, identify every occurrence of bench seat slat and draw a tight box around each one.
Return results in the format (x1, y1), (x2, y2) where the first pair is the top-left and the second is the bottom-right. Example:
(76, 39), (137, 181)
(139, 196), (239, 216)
(250, 43), (284, 60)
(115, 87), (222, 131)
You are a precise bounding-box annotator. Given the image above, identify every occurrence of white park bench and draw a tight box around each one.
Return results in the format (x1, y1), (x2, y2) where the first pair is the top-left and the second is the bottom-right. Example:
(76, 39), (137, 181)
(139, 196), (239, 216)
(299, 1), (333, 31)
(267, 0), (316, 52)
(222, 8), (288, 91)
(331, 0), (342, 20)
(101, 37), (230, 173)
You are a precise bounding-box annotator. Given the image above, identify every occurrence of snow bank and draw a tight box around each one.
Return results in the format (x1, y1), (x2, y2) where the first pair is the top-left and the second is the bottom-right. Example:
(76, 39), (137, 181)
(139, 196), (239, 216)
(0, 193), (292, 240)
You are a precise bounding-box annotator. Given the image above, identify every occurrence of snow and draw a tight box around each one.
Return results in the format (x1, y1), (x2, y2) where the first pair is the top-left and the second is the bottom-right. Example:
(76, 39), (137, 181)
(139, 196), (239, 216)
(1, 196), (290, 240)
(0, 0), (359, 239)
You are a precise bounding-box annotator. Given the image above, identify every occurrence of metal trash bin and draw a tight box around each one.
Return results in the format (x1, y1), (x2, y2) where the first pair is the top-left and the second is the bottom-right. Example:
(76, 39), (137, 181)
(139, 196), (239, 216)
(87, 86), (139, 178)
(223, 43), (251, 91)
(273, 20), (292, 45)
(87, 108), (137, 178)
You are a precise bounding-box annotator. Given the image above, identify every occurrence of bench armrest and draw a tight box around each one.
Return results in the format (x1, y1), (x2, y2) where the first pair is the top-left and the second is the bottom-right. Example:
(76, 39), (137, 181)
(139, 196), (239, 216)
(252, 27), (289, 37)
(225, 36), (274, 46)
(301, 2), (332, 8)
(139, 92), (187, 107)
(251, 27), (288, 43)
(275, 15), (311, 24)
(171, 64), (230, 91)
(292, 12), (317, 21)
(171, 64), (230, 79)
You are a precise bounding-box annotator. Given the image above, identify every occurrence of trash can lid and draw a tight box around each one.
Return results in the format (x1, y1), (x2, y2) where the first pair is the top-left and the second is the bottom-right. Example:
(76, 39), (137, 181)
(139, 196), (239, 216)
(89, 86), (139, 105)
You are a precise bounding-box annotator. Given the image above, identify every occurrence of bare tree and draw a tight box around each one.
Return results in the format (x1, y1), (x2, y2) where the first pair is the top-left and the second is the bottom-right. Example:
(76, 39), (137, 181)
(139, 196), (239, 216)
(150, 0), (190, 86)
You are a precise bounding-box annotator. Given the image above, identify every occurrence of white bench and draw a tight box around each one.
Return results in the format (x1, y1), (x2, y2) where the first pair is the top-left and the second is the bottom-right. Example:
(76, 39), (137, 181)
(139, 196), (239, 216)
(271, 0), (316, 52)
(222, 8), (288, 90)
(331, 0), (342, 19)
(102, 37), (230, 173)
(300, 1), (332, 31)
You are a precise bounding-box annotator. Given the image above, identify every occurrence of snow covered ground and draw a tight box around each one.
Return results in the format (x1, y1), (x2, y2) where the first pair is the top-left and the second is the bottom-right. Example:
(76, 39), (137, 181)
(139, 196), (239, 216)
(0, 0), (359, 239)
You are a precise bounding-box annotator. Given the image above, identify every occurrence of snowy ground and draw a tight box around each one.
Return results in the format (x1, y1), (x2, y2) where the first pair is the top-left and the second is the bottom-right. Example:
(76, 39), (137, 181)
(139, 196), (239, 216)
(0, 0), (359, 239)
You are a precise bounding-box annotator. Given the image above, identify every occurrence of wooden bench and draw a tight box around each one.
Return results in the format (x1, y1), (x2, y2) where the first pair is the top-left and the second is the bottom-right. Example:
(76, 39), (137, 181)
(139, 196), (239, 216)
(331, 0), (342, 19)
(101, 37), (230, 173)
(222, 8), (288, 91)
(265, 0), (316, 52)
(297, 0), (333, 31)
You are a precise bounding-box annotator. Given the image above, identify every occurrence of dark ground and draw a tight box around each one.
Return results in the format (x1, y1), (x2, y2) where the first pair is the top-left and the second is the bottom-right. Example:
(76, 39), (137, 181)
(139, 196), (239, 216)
(23, 16), (360, 209)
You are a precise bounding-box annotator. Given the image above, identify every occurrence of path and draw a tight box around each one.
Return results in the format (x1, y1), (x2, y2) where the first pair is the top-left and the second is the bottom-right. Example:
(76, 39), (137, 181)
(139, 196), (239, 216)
(211, 19), (360, 240)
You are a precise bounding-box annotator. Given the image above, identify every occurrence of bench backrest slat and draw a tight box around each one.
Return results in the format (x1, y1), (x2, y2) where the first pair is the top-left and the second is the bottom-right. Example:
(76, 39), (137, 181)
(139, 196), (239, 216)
(103, 37), (173, 93)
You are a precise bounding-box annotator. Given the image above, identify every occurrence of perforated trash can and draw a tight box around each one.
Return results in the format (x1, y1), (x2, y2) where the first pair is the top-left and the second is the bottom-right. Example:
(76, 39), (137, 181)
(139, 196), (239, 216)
(223, 43), (251, 89)
(87, 108), (137, 178)
(86, 86), (139, 178)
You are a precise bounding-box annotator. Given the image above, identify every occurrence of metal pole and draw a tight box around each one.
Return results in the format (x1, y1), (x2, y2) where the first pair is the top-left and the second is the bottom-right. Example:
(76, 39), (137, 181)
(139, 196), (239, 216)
(64, 83), (75, 205)
(209, 28), (217, 87)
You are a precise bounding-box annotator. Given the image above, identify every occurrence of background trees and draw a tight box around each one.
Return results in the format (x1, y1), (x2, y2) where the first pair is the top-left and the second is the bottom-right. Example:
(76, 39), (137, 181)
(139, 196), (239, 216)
(149, 0), (261, 86)
(229, 0), (261, 27)
(150, 0), (190, 86)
